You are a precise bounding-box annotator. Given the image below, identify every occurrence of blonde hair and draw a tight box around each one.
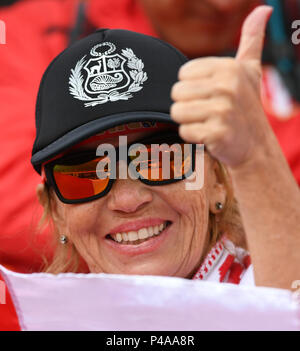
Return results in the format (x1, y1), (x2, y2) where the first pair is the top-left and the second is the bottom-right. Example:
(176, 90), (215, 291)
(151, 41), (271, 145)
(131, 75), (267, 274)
(39, 186), (81, 274)
(40, 161), (246, 274)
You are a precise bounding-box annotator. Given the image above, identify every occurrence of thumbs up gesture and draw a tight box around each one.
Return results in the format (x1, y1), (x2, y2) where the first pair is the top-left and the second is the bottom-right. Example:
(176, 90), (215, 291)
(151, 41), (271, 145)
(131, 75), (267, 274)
(171, 6), (273, 168)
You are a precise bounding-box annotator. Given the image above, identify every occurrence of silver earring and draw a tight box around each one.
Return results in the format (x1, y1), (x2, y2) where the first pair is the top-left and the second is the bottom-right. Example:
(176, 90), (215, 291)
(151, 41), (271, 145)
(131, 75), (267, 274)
(216, 202), (223, 210)
(60, 235), (68, 244)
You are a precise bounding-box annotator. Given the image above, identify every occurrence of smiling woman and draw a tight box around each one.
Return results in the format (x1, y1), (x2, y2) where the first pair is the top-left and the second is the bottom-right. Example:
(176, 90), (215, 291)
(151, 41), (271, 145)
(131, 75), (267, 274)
(32, 27), (245, 280)
(32, 8), (300, 290)
(39, 123), (244, 277)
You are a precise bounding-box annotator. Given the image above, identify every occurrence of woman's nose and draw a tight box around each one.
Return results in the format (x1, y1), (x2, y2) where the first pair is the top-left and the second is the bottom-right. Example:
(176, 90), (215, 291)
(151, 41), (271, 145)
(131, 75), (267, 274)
(107, 177), (153, 214)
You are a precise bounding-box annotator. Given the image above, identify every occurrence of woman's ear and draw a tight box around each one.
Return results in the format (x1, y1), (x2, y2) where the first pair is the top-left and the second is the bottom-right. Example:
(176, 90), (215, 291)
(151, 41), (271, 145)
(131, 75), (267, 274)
(208, 160), (227, 214)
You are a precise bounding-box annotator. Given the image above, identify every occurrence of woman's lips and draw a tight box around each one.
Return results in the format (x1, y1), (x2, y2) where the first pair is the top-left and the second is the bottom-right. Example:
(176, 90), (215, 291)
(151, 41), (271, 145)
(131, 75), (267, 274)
(103, 222), (172, 257)
(108, 218), (167, 235)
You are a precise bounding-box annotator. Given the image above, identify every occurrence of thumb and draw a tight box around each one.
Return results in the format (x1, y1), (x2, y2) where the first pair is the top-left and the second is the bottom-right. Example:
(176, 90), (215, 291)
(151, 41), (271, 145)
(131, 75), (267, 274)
(236, 5), (273, 62)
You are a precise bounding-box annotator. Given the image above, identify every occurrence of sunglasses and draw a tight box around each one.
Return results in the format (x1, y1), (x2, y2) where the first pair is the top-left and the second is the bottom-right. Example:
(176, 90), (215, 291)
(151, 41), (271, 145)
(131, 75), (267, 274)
(43, 132), (196, 204)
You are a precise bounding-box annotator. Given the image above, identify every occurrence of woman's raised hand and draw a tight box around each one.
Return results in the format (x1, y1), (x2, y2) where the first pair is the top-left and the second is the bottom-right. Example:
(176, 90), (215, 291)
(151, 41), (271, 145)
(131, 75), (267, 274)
(170, 5), (300, 290)
(170, 6), (273, 168)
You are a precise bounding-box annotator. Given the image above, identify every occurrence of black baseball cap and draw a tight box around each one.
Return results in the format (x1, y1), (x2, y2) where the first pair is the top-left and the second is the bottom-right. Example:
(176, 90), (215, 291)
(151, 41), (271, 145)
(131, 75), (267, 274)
(31, 29), (188, 173)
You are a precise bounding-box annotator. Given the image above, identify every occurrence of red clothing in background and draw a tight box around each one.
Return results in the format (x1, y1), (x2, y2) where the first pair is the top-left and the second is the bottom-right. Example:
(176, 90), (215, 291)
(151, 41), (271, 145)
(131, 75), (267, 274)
(0, 0), (155, 273)
(0, 272), (21, 331)
(0, 0), (299, 274)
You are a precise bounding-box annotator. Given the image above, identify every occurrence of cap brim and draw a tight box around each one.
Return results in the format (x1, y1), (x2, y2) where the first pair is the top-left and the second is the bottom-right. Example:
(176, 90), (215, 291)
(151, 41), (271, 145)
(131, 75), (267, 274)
(31, 111), (177, 174)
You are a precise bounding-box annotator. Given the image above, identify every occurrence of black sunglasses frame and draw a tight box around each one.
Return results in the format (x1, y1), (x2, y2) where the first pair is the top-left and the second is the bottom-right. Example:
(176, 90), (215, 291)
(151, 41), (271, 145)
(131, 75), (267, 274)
(43, 132), (196, 204)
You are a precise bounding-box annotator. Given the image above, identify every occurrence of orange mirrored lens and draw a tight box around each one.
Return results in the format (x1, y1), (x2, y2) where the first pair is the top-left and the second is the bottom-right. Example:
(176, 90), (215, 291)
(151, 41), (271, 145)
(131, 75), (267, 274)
(53, 157), (110, 200)
(129, 143), (192, 181)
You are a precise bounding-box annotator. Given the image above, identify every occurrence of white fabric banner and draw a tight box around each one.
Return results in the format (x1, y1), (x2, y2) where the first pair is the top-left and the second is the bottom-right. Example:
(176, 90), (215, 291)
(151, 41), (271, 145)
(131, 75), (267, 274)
(1, 264), (299, 331)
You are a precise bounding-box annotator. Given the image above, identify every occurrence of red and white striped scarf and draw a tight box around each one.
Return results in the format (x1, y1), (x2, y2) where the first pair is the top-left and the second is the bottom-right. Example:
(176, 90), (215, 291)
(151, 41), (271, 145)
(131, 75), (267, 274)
(192, 237), (251, 284)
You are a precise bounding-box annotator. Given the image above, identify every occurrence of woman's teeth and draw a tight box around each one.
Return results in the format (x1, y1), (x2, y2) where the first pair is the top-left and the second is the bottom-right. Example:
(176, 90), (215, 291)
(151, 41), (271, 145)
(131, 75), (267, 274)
(109, 222), (168, 244)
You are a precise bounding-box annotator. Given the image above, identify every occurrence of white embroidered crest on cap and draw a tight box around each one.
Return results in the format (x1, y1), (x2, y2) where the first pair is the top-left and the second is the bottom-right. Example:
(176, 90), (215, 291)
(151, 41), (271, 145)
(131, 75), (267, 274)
(69, 42), (148, 107)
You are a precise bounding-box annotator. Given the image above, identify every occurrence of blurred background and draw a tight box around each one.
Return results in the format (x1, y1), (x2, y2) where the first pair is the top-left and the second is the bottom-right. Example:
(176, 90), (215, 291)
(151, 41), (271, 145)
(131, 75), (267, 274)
(0, 0), (299, 273)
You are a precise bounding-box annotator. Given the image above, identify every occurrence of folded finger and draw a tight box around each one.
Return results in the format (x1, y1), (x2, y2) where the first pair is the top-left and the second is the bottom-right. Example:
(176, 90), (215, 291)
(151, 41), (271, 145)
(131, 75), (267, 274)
(178, 121), (228, 147)
(171, 79), (235, 102)
(178, 57), (233, 80)
(171, 79), (214, 102)
(171, 99), (230, 124)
